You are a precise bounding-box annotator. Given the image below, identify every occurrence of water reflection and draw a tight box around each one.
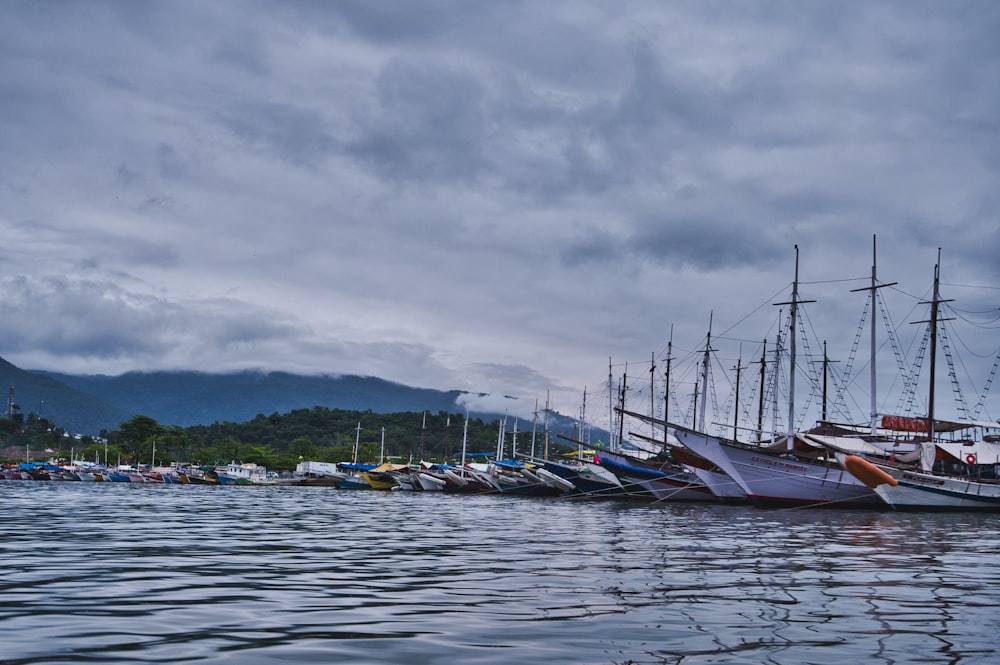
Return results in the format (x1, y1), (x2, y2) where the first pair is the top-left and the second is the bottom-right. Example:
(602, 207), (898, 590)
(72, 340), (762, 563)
(1, 483), (999, 664)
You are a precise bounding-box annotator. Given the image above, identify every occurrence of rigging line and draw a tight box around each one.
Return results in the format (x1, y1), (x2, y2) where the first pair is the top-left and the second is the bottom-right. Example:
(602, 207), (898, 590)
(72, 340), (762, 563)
(938, 320), (970, 419)
(948, 313), (1000, 330)
(715, 282), (792, 341)
(941, 282), (1000, 291)
(794, 312), (819, 428)
(877, 287), (914, 416)
(714, 333), (773, 349)
(942, 311), (1000, 359)
(834, 293), (868, 421)
(800, 276), (869, 285)
(775, 493), (879, 512)
(878, 288), (910, 378)
(829, 366), (866, 423)
(949, 304), (1000, 318)
(973, 363), (999, 421)
(887, 283), (934, 304)
(898, 325), (930, 417)
(941, 314), (998, 419)
(646, 484), (715, 506)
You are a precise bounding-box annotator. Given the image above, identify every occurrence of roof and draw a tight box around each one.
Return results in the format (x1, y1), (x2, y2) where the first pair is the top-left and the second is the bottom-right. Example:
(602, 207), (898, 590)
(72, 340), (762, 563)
(937, 440), (1000, 465)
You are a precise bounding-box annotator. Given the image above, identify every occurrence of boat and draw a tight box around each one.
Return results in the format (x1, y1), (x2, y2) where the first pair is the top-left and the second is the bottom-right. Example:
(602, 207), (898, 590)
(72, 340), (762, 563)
(840, 251), (1000, 510)
(336, 462), (375, 489)
(540, 436), (636, 499)
(441, 466), (498, 494)
(671, 424), (881, 508)
(487, 459), (564, 497)
(606, 336), (747, 503)
(416, 470), (448, 491)
(659, 246), (882, 508)
(334, 423), (376, 488)
(846, 423), (1000, 510)
(666, 443), (748, 502)
(406, 461), (447, 491)
(439, 414), (498, 494)
(593, 447), (717, 502)
(214, 461), (276, 485)
(532, 467), (577, 493)
(360, 462), (410, 490)
(177, 467), (215, 484)
(287, 460), (347, 486)
(539, 455), (631, 498)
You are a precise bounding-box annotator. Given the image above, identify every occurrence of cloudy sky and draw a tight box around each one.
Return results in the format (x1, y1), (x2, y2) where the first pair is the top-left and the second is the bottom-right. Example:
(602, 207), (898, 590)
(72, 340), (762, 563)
(2, 1), (998, 431)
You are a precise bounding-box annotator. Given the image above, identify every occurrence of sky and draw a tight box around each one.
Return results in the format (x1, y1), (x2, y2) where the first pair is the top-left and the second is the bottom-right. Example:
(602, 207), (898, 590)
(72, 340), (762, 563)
(2, 1), (999, 433)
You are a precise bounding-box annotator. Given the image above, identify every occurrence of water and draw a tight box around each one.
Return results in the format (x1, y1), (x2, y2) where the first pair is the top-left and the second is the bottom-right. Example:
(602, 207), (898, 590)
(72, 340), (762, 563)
(2, 483), (999, 664)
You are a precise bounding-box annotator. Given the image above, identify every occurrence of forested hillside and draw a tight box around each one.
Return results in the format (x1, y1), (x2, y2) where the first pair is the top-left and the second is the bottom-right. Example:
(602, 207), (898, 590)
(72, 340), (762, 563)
(1, 406), (575, 471)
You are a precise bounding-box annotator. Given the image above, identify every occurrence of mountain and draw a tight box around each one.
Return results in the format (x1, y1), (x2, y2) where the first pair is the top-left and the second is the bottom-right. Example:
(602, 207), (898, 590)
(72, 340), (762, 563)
(2, 357), (600, 446)
(0, 356), (130, 434)
(29, 368), (468, 430)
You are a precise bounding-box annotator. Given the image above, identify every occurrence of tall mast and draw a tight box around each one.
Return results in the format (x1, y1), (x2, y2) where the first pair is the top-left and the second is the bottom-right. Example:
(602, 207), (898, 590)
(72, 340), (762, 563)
(870, 237), (879, 435)
(928, 253), (940, 448)
(774, 246), (814, 449)
(444, 415), (450, 460)
(617, 367), (627, 452)
(461, 410), (469, 468)
(495, 414), (503, 459)
(699, 312), (713, 432)
(821, 341), (829, 422)
(772, 322), (782, 440)
(607, 357), (615, 451)
(543, 391), (551, 460)
(511, 417), (519, 459)
(419, 411), (427, 462)
(733, 346), (743, 443)
(530, 398), (539, 458)
(787, 248), (800, 444)
(663, 326), (673, 446)
(756, 339), (766, 442)
(353, 421), (361, 464)
(692, 376), (699, 429)
(916, 248), (952, 471)
(649, 351), (656, 442)
(809, 339), (838, 423)
(851, 235), (896, 435)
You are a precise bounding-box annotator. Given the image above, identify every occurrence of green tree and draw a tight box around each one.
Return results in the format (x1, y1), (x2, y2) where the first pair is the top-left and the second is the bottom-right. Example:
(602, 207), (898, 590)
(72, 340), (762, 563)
(116, 415), (167, 463)
(289, 436), (316, 459)
(241, 444), (276, 468)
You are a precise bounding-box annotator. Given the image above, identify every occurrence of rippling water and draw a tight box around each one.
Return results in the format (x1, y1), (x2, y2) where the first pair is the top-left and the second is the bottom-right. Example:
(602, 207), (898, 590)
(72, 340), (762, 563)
(2, 483), (999, 664)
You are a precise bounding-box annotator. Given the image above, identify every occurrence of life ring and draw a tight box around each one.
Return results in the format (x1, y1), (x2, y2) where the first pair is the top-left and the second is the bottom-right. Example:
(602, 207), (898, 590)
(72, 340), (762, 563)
(966, 453), (977, 465)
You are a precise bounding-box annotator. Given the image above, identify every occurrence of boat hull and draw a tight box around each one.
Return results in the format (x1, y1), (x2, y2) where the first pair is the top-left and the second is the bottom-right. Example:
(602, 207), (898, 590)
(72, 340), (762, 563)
(674, 428), (882, 508)
(873, 467), (1000, 511)
(595, 450), (716, 502)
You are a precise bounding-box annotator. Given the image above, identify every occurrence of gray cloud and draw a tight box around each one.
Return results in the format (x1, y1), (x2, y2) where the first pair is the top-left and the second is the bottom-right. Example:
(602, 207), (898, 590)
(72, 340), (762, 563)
(1, 1), (998, 426)
(220, 102), (336, 168)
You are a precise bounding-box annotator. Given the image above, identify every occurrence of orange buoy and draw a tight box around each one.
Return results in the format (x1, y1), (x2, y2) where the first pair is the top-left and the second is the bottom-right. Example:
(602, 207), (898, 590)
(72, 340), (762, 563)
(843, 455), (898, 489)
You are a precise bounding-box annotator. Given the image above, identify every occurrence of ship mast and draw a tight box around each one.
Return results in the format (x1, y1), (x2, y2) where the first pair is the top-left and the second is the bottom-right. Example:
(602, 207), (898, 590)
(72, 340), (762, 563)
(851, 235), (896, 435)
(915, 248), (953, 471)
(774, 246), (814, 449)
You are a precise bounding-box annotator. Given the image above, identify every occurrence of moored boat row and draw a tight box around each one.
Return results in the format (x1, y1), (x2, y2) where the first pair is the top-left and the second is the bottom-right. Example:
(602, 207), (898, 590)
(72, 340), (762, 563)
(0, 461), (277, 485)
(601, 242), (1000, 512)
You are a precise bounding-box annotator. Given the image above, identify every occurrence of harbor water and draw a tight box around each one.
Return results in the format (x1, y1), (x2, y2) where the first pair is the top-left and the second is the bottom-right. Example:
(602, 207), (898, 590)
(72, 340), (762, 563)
(2, 482), (999, 664)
